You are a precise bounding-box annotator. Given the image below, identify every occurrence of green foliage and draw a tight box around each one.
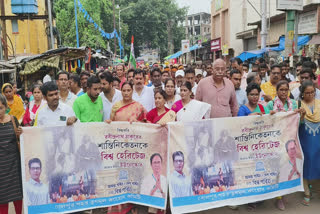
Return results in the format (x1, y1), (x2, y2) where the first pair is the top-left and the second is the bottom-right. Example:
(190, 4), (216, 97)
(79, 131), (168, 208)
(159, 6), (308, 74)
(53, 0), (187, 58)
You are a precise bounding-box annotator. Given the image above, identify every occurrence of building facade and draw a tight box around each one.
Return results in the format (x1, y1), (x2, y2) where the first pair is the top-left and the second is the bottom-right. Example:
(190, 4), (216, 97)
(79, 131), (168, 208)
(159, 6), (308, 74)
(1, 0), (56, 58)
(211, 0), (320, 62)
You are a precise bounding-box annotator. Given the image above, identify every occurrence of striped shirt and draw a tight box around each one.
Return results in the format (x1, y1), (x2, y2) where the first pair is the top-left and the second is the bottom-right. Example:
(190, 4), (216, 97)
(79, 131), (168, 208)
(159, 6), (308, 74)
(25, 178), (50, 206)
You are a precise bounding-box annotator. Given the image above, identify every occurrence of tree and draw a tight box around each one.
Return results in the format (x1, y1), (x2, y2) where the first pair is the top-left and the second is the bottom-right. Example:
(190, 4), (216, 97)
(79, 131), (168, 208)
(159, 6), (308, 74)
(53, 0), (114, 49)
(120, 0), (187, 58)
(53, 0), (187, 59)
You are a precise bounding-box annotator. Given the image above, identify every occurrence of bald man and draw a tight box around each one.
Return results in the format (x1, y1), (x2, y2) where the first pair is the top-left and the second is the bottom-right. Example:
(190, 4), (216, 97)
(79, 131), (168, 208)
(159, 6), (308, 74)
(196, 59), (238, 118)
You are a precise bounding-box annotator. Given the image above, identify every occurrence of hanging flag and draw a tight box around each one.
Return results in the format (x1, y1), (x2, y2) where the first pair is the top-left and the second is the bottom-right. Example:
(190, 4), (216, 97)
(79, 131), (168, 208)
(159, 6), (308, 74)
(123, 55), (128, 62)
(129, 35), (136, 69)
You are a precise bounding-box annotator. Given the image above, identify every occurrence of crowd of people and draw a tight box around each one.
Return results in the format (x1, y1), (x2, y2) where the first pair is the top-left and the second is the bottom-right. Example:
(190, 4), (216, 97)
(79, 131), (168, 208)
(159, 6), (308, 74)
(0, 56), (320, 214)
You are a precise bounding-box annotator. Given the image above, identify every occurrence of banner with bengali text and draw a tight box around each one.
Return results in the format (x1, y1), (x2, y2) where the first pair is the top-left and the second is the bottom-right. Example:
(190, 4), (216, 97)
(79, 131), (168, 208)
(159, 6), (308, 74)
(21, 122), (168, 214)
(168, 112), (304, 214)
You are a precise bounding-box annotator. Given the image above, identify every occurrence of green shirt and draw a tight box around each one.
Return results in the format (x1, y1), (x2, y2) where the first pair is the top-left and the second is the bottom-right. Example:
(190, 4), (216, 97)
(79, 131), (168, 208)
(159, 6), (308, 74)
(73, 93), (103, 122)
(265, 99), (298, 114)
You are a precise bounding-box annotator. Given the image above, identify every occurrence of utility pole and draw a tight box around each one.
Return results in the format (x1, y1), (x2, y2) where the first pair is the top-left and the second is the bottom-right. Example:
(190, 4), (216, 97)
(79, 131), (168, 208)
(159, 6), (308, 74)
(47, 0), (55, 49)
(0, 25), (3, 60)
(112, 0), (117, 57)
(0, 0), (8, 59)
(260, 0), (267, 49)
(284, 11), (295, 57)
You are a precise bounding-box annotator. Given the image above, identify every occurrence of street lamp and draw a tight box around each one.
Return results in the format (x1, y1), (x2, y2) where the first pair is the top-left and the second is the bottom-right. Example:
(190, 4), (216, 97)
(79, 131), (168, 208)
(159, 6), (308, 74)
(117, 5), (133, 59)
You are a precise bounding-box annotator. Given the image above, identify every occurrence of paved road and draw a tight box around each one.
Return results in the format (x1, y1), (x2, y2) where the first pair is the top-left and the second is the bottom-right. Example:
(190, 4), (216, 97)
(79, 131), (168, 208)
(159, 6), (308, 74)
(9, 192), (319, 213)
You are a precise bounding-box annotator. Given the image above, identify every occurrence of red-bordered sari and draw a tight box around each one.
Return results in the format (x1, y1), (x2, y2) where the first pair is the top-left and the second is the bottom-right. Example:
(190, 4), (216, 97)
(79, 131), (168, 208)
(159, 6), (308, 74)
(146, 107), (176, 124)
(108, 100), (147, 214)
(110, 101), (147, 122)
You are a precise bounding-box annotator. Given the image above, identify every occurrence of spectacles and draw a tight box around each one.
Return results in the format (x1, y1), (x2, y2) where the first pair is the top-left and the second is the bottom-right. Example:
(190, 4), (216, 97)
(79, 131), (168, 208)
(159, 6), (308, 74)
(304, 91), (315, 95)
(30, 167), (41, 171)
(248, 94), (259, 97)
(271, 72), (281, 76)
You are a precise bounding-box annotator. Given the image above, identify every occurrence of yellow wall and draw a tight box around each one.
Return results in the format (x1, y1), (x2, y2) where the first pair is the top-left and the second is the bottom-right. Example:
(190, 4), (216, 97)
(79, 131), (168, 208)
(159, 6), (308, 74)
(2, 0), (55, 56)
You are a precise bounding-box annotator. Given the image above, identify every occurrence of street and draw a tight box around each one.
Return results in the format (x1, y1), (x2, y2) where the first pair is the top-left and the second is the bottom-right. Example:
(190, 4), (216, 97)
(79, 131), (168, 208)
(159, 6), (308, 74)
(9, 192), (320, 214)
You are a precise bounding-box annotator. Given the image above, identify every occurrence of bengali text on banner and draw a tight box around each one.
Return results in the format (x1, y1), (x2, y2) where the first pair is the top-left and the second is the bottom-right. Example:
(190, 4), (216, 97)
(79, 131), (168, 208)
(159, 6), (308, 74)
(168, 112), (303, 214)
(20, 122), (168, 214)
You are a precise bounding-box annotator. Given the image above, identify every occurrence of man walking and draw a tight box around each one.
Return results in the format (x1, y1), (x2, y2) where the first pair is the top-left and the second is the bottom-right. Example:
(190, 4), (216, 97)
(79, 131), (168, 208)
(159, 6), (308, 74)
(196, 59), (238, 118)
(73, 76), (103, 122)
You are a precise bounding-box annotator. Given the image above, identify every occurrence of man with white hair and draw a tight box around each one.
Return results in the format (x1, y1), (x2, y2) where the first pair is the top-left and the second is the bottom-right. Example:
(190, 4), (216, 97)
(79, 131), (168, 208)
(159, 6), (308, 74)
(196, 59), (238, 118)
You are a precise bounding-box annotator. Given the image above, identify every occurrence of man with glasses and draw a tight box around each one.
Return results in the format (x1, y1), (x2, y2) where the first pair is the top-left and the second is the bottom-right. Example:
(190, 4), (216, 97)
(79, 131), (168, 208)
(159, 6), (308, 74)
(170, 151), (193, 198)
(291, 68), (320, 100)
(25, 158), (49, 206)
(196, 58), (238, 118)
(261, 64), (282, 102)
(57, 71), (77, 107)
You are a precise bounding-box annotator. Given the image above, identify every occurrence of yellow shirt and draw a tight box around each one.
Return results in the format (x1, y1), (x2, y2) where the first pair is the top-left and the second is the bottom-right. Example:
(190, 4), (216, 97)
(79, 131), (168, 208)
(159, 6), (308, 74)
(261, 81), (277, 99)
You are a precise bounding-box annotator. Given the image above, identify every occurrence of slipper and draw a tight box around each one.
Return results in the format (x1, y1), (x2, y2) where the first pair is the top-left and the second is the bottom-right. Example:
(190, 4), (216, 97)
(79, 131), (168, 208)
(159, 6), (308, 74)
(301, 197), (310, 206)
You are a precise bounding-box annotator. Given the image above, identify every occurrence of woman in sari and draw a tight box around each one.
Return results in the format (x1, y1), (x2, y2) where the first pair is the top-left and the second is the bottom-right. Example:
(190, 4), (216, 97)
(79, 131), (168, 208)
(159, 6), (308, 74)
(298, 80), (320, 206)
(164, 78), (181, 109)
(22, 84), (46, 126)
(109, 81), (147, 123)
(238, 83), (266, 116)
(1, 83), (25, 122)
(171, 81), (211, 122)
(264, 80), (305, 210)
(107, 81), (147, 214)
(147, 90), (176, 124)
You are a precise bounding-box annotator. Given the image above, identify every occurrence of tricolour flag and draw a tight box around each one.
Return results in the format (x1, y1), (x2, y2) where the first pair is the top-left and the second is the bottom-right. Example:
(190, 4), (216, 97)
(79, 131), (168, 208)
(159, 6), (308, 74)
(129, 35), (136, 69)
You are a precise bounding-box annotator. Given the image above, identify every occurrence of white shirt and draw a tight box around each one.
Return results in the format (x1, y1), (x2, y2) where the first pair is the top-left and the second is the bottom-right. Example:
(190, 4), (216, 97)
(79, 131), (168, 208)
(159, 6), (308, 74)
(150, 83), (165, 91)
(43, 74), (52, 83)
(100, 89), (122, 120)
(279, 158), (303, 183)
(133, 86), (155, 112)
(59, 91), (77, 107)
(286, 73), (295, 82)
(291, 87), (320, 100)
(170, 171), (193, 198)
(235, 88), (248, 107)
(35, 102), (75, 127)
(25, 178), (50, 206)
(140, 174), (166, 198)
(192, 83), (198, 96)
(175, 87), (181, 96)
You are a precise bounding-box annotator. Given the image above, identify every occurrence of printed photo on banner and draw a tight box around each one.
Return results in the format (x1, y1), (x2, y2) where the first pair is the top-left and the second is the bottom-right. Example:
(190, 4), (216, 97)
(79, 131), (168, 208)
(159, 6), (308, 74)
(21, 123), (168, 214)
(168, 113), (304, 214)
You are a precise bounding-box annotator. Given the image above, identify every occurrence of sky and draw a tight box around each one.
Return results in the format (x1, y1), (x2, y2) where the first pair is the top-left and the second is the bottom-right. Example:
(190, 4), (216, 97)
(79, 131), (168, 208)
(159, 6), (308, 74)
(176, 0), (211, 15)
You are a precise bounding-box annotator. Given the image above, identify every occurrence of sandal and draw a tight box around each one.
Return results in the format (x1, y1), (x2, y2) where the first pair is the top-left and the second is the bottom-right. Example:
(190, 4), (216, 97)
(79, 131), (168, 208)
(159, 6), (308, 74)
(301, 196), (310, 206)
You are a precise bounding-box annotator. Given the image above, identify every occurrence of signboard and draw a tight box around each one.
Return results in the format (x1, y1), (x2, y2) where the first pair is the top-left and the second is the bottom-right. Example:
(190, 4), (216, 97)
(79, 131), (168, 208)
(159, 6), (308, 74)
(277, 0), (303, 11)
(215, 0), (223, 11)
(298, 11), (318, 34)
(181, 40), (190, 54)
(211, 38), (221, 52)
(222, 44), (229, 56)
(168, 113), (303, 214)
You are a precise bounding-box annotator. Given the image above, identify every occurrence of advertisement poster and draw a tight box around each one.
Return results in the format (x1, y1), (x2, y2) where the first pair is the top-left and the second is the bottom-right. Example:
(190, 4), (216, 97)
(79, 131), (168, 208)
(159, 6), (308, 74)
(168, 113), (303, 214)
(21, 122), (168, 214)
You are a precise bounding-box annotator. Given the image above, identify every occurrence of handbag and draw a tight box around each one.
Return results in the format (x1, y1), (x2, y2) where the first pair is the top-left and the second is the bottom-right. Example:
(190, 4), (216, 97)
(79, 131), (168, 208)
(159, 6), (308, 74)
(10, 115), (20, 152)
